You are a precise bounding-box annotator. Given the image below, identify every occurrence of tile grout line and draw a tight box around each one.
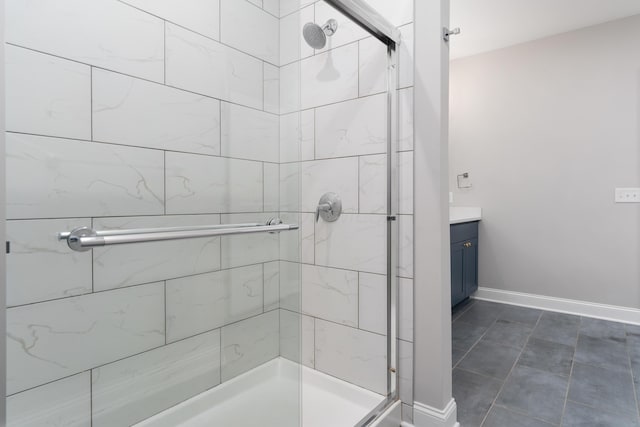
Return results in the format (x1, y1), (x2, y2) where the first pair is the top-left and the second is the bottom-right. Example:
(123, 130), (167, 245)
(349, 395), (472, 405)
(558, 316), (581, 426)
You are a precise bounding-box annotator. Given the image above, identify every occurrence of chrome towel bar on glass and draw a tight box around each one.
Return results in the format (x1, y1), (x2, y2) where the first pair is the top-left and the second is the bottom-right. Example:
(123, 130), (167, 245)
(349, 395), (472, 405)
(58, 218), (298, 252)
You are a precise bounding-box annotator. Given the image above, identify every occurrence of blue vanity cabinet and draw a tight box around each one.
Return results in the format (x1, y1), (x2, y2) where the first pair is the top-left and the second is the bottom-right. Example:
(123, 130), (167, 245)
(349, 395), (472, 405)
(451, 221), (479, 307)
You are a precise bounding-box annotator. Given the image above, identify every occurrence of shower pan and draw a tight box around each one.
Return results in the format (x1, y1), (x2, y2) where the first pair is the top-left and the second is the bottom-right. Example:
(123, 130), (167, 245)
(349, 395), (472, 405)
(3, 0), (403, 425)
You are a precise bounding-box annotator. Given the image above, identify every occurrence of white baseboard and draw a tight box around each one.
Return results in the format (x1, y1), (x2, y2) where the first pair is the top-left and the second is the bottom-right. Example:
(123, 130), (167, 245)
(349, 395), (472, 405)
(474, 287), (640, 325)
(412, 399), (459, 427)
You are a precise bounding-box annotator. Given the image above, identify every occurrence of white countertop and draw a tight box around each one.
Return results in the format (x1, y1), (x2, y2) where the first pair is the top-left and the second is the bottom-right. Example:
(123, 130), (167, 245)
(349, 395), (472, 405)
(450, 207), (482, 224)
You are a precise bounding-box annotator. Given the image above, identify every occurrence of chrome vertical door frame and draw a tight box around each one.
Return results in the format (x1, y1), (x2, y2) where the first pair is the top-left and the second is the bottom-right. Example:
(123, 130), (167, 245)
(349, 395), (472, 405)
(0, 0), (7, 424)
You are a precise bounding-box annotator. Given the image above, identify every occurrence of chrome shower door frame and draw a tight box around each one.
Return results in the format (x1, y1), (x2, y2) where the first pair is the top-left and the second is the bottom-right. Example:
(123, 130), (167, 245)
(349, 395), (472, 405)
(323, 1), (402, 425)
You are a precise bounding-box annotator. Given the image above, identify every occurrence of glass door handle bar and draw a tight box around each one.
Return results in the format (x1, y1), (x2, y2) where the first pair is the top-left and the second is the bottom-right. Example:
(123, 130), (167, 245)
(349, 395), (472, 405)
(59, 220), (298, 252)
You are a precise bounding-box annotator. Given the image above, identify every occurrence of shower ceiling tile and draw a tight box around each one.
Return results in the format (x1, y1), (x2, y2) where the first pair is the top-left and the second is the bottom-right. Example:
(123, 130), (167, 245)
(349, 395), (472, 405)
(120, 0), (221, 41)
(220, 0), (279, 65)
(301, 264), (358, 327)
(7, 219), (92, 307)
(92, 215), (221, 292)
(6, 0), (164, 82)
(165, 152), (264, 215)
(300, 43), (359, 110)
(7, 373), (90, 427)
(315, 214), (387, 275)
(92, 330), (221, 427)
(315, 94), (387, 158)
(221, 102), (279, 163)
(7, 282), (165, 395)
(93, 69), (221, 156)
(6, 133), (165, 219)
(166, 23), (263, 110)
(301, 157), (359, 213)
(6, 45), (91, 140)
(221, 311), (279, 381)
(166, 266), (264, 343)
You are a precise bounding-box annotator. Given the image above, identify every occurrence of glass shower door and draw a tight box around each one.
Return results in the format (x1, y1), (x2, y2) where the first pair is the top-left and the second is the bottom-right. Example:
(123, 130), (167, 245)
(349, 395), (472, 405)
(4, 0), (302, 426)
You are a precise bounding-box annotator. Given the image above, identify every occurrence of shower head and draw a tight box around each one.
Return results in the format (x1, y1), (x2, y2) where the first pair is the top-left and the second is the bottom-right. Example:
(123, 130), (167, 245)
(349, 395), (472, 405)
(303, 19), (338, 49)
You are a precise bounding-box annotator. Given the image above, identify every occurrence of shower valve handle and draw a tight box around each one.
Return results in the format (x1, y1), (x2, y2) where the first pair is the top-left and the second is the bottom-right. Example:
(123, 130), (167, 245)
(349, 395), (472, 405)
(315, 193), (342, 223)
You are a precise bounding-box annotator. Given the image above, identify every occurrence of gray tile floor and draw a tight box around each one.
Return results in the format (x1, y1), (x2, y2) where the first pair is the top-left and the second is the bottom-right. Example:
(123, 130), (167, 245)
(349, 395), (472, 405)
(452, 299), (640, 427)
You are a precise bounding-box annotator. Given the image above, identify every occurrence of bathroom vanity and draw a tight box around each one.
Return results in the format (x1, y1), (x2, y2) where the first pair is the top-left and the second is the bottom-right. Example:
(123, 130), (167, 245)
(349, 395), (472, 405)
(450, 208), (482, 307)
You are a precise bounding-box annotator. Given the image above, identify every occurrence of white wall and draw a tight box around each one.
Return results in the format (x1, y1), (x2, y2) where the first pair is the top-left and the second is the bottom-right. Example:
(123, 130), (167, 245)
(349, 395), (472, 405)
(449, 15), (640, 308)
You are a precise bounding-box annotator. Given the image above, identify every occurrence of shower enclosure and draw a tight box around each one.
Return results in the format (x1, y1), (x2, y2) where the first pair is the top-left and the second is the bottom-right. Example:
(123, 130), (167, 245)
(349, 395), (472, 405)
(4, 0), (405, 425)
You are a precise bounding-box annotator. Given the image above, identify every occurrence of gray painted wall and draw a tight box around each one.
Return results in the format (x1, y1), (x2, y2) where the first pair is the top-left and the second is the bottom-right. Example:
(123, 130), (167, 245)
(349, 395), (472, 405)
(449, 14), (640, 308)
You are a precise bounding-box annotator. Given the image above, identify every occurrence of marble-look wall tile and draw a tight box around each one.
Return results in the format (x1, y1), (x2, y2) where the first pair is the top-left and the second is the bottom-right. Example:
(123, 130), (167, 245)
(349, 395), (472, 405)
(93, 215), (221, 291)
(316, 214), (387, 274)
(399, 24), (414, 89)
(363, 0), (414, 27)
(264, 261), (280, 311)
(279, 212), (302, 263)
(220, 213), (280, 268)
(279, 162), (301, 212)
(6, 133), (165, 219)
(302, 264), (358, 326)
(359, 272), (387, 336)
(6, 0), (164, 82)
(221, 311), (279, 381)
(92, 330), (221, 427)
(220, 0), (279, 65)
(280, 61), (301, 115)
(262, 0), (280, 17)
(359, 154), (387, 214)
(302, 158), (359, 213)
(399, 151), (414, 214)
(280, 0), (315, 17)
(7, 219), (92, 307)
(300, 43), (359, 109)
(7, 373), (90, 427)
(166, 265), (264, 343)
(280, 6), (314, 65)
(280, 310), (315, 368)
(315, 320), (387, 395)
(314, 1), (368, 54)
(315, 94), (387, 158)
(264, 163), (280, 211)
(281, 110), (314, 163)
(6, 45), (91, 140)
(165, 152), (263, 214)
(398, 339), (414, 404)
(279, 261), (301, 312)
(166, 23), (263, 110)
(120, 0), (221, 40)
(398, 215), (414, 279)
(399, 87), (414, 151)
(221, 102), (279, 163)
(358, 37), (388, 97)
(399, 278), (413, 342)
(264, 63), (280, 114)
(7, 282), (165, 394)
(93, 69), (221, 156)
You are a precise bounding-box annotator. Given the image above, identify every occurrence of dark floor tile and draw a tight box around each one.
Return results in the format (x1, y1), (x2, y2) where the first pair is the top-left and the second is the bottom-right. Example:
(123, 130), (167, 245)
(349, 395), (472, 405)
(579, 317), (627, 340)
(497, 305), (542, 326)
(531, 312), (580, 346)
(452, 346), (468, 367)
(519, 337), (574, 377)
(452, 298), (476, 321)
(574, 335), (629, 373)
(496, 364), (569, 425)
(483, 406), (553, 427)
(457, 301), (505, 328)
(458, 340), (521, 380)
(453, 320), (488, 352)
(563, 400), (640, 427)
(483, 319), (534, 350)
(453, 368), (503, 427)
(568, 362), (637, 417)
(627, 328), (640, 380)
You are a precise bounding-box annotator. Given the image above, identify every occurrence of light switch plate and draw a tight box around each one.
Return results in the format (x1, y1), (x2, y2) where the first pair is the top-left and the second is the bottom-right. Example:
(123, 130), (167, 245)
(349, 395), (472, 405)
(615, 188), (640, 203)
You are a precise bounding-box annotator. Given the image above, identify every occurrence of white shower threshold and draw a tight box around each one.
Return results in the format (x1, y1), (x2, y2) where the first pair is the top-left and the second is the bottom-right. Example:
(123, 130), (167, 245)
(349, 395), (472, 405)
(135, 357), (386, 427)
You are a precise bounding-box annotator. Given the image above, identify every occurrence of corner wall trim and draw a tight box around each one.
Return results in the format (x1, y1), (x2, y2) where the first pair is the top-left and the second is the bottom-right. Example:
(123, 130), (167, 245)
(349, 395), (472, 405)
(474, 287), (640, 325)
(412, 399), (459, 427)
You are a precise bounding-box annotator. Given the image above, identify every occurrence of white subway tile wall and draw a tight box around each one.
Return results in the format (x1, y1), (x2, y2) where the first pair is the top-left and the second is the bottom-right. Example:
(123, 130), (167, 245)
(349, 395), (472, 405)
(5, 0), (415, 424)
